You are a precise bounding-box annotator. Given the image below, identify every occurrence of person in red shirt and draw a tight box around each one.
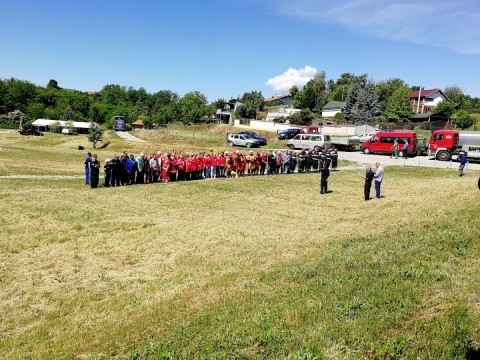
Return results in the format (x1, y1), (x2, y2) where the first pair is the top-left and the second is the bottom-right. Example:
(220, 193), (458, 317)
(191, 154), (198, 180)
(197, 153), (205, 179)
(203, 153), (212, 179)
(161, 154), (171, 182)
(176, 154), (186, 181)
(169, 154), (177, 182)
(217, 152), (226, 178)
(260, 151), (267, 175)
(239, 152), (246, 177)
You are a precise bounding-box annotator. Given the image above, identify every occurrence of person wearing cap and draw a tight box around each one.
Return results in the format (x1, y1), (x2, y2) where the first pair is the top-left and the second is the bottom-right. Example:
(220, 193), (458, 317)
(331, 149), (338, 171)
(320, 163), (330, 194)
(297, 149), (306, 173)
(90, 154), (101, 188)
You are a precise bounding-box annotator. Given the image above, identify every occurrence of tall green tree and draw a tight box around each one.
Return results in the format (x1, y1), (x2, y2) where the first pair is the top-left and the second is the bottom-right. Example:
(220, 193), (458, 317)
(376, 78), (407, 112)
(435, 101), (456, 119)
(344, 75), (380, 123)
(179, 91), (209, 124)
(240, 91), (264, 119)
(454, 110), (474, 129)
(88, 122), (104, 149)
(288, 109), (313, 125)
(383, 85), (413, 121)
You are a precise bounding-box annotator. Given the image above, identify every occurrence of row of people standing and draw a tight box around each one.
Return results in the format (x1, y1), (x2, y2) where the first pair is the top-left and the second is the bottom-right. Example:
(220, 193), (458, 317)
(83, 147), (340, 188)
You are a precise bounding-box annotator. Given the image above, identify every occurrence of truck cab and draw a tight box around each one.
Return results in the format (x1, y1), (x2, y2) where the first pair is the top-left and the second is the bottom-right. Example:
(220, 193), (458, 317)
(428, 130), (459, 161)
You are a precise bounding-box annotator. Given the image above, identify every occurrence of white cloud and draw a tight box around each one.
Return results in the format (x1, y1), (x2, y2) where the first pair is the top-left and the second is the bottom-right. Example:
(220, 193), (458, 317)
(275, 0), (480, 54)
(265, 65), (317, 92)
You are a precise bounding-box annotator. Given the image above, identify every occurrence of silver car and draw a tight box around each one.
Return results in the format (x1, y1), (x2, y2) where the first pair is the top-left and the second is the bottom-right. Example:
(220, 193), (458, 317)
(227, 133), (263, 148)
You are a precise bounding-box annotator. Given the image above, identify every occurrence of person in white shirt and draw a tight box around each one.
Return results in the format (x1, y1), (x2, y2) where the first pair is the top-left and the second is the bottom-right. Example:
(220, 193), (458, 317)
(373, 162), (384, 198)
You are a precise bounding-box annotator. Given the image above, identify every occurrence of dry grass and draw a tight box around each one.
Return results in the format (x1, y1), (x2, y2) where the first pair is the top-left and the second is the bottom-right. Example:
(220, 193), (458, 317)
(0, 129), (479, 359)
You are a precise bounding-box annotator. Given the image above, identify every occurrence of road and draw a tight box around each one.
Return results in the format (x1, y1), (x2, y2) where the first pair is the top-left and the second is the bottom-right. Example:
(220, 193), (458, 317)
(336, 151), (480, 171)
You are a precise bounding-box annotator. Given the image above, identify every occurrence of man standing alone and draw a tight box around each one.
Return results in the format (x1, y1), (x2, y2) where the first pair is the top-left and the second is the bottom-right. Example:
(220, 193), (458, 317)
(373, 162), (384, 199)
(458, 151), (468, 177)
(320, 164), (330, 194)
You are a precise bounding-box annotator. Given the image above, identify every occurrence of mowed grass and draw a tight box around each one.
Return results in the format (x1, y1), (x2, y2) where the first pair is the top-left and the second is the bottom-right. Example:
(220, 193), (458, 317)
(0, 129), (479, 359)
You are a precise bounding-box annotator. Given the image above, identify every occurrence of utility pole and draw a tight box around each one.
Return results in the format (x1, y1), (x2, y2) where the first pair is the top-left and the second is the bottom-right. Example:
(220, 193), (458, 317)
(416, 86), (422, 114)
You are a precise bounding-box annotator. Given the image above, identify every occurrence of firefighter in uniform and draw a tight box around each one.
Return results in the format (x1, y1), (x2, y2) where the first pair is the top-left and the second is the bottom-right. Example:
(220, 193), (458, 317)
(325, 150), (332, 169)
(320, 163), (330, 194)
(90, 154), (101, 188)
(331, 149), (338, 171)
(319, 149), (326, 170)
(305, 150), (312, 172)
(297, 149), (306, 173)
(311, 148), (320, 172)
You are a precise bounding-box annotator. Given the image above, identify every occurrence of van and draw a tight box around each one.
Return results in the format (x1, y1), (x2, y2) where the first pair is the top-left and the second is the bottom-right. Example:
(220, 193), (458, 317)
(361, 131), (417, 156)
(287, 133), (331, 150)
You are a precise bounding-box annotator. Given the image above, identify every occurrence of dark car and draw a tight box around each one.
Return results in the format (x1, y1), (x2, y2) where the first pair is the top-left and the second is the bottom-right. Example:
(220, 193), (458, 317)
(277, 128), (302, 140)
(238, 131), (267, 145)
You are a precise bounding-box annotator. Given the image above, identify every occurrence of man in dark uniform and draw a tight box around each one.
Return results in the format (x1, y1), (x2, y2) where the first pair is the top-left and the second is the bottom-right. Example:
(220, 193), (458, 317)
(103, 159), (112, 187)
(90, 154), (101, 189)
(305, 150), (312, 172)
(297, 149), (306, 173)
(319, 149), (326, 170)
(311, 148), (320, 172)
(325, 149), (332, 169)
(320, 164), (330, 194)
(331, 149), (338, 171)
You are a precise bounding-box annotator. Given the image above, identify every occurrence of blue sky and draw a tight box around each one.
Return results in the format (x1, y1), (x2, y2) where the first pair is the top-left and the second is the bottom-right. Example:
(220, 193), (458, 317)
(1, 0), (479, 101)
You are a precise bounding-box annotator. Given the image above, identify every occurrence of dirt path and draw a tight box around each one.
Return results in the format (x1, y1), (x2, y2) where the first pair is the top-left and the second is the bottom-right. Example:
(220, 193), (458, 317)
(114, 131), (147, 143)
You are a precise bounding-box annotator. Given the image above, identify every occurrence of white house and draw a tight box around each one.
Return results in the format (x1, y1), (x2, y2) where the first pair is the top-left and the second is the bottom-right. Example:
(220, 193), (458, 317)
(215, 99), (244, 125)
(410, 89), (449, 114)
(322, 101), (346, 118)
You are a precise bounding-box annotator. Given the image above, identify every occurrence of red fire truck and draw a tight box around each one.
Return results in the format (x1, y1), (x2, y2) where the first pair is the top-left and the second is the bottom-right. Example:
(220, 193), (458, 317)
(428, 130), (480, 161)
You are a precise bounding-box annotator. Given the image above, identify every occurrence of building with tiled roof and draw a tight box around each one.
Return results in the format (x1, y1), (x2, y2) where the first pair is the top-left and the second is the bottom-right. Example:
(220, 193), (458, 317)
(410, 88), (449, 114)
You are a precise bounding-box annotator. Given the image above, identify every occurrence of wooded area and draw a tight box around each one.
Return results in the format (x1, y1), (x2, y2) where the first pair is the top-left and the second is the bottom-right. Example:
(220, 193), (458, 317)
(1, 74), (479, 129)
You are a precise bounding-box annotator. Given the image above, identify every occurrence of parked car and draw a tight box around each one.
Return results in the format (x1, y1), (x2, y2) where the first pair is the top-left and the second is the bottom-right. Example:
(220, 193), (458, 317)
(287, 133), (331, 150)
(350, 131), (378, 143)
(227, 133), (263, 148)
(277, 128), (302, 140)
(238, 131), (267, 145)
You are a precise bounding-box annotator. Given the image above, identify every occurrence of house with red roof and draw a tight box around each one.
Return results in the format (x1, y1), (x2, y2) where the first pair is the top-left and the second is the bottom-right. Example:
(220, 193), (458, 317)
(131, 119), (144, 129)
(410, 88), (449, 114)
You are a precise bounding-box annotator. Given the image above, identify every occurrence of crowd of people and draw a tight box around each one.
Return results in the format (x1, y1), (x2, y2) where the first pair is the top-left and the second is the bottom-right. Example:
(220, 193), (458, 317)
(83, 147), (340, 189)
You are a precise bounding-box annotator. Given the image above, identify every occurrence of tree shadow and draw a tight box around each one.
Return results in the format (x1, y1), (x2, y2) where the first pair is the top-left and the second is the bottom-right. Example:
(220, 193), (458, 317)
(98, 141), (110, 149)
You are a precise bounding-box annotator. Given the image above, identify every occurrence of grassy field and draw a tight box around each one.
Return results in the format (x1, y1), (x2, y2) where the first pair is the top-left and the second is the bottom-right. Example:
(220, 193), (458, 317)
(0, 128), (479, 359)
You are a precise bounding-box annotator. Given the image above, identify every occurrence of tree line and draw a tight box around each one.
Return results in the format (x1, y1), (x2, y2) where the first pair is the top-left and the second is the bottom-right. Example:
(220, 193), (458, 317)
(1, 74), (479, 130)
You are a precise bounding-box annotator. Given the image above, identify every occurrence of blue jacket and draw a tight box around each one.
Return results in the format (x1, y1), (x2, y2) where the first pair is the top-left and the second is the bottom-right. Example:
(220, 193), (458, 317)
(126, 159), (137, 173)
(459, 153), (468, 165)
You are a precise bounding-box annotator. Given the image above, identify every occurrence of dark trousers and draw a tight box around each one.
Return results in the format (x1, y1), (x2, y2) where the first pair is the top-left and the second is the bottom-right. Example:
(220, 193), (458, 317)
(320, 179), (328, 194)
(364, 181), (372, 200)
